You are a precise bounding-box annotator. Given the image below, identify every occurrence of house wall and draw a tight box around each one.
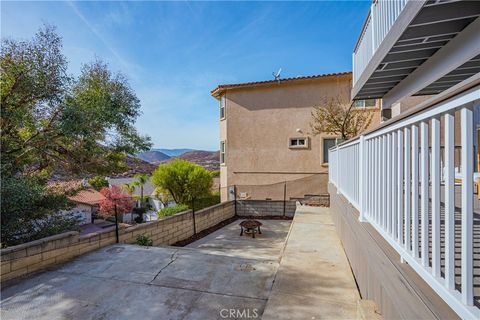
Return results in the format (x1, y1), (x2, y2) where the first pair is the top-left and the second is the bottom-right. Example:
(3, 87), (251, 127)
(218, 74), (381, 201)
(0, 201), (235, 284)
(64, 203), (92, 225)
(328, 184), (458, 320)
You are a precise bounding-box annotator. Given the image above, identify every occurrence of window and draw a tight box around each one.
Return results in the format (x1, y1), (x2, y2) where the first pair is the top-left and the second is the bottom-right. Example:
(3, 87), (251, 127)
(289, 138), (308, 149)
(220, 96), (226, 119)
(323, 138), (337, 163)
(353, 99), (376, 108)
(220, 141), (226, 164)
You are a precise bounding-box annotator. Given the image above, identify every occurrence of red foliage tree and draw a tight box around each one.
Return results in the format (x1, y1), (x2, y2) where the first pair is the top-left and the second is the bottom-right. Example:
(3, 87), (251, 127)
(98, 185), (134, 218)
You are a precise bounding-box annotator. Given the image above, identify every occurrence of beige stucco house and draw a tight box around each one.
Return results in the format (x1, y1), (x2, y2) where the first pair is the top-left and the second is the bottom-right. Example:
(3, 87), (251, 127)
(211, 72), (381, 202)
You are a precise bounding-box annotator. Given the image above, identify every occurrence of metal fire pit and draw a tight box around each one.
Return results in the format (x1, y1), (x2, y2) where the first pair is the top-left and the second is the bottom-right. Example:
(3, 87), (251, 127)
(239, 220), (263, 238)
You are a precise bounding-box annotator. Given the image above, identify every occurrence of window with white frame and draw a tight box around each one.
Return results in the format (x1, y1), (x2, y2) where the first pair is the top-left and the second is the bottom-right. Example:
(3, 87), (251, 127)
(289, 137), (308, 148)
(220, 96), (226, 119)
(220, 141), (226, 164)
(353, 99), (376, 108)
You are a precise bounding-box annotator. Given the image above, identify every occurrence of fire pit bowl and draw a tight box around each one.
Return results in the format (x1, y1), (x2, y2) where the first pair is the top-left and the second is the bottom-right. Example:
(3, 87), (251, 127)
(239, 220), (263, 238)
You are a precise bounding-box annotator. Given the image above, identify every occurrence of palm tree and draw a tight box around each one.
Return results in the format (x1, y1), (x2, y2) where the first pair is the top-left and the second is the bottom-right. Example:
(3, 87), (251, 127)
(122, 183), (136, 196)
(134, 173), (149, 207)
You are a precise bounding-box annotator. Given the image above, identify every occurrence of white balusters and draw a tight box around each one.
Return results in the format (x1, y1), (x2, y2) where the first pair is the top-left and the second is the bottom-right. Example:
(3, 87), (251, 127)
(327, 92), (477, 318)
(420, 121), (429, 267)
(460, 107), (473, 306)
(444, 112), (455, 290)
(404, 127), (411, 252)
(411, 124), (419, 258)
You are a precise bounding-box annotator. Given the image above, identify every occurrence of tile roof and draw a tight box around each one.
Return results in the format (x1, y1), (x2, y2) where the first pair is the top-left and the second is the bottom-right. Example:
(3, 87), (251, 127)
(68, 188), (106, 206)
(210, 71), (352, 97)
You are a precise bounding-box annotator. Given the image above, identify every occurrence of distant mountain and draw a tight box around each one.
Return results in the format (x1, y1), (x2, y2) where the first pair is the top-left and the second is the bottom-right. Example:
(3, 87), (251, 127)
(137, 150), (171, 163)
(153, 148), (193, 157)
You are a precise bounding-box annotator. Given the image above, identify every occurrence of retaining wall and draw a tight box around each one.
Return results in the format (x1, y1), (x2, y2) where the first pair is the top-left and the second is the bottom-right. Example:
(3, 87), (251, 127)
(0, 201), (235, 284)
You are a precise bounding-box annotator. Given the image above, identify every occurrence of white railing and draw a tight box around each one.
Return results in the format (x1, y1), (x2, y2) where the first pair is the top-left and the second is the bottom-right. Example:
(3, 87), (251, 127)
(353, 0), (409, 85)
(329, 86), (480, 319)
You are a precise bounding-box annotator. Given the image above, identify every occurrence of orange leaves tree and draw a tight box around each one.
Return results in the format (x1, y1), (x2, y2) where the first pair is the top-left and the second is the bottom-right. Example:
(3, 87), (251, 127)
(98, 185), (134, 219)
(310, 92), (375, 140)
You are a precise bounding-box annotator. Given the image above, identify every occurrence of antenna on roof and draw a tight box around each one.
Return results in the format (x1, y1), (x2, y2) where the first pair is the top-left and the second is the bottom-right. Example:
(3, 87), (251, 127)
(272, 68), (282, 83)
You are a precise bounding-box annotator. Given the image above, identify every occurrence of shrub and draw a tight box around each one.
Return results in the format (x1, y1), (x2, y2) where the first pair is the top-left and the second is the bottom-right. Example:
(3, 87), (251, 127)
(88, 176), (109, 191)
(136, 234), (153, 246)
(152, 159), (213, 204)
(158, 204), (189, 218)
(132, 207), (147, 223)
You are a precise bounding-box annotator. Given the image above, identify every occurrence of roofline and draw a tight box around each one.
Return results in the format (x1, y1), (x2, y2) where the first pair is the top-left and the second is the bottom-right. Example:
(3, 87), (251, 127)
(210, 71), (352, 98)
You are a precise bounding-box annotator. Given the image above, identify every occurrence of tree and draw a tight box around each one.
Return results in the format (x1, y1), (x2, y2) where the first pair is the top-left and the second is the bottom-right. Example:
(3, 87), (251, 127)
(0, 25), (150, 246)
(0, 176), (80, 247)
(1, 24), (151, 177)
(98, 186), (134, 220)
(133, 173), (149, 207)
(152, 159), (213, 205)
(310, 92), (375, 140)
(122, 182), (136, 196)
(88, 176), (109, 191)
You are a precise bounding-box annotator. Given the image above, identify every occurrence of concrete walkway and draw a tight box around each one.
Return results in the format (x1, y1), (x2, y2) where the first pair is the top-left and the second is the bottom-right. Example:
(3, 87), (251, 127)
(262, 205), (362, 320)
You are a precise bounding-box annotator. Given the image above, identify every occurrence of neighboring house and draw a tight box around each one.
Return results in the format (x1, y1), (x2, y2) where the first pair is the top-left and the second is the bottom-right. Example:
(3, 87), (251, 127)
(330, 1), (480, 319)
(107, 177), (175, 211)
(67, 188), (106, 225)
(211, 72), (381, 201)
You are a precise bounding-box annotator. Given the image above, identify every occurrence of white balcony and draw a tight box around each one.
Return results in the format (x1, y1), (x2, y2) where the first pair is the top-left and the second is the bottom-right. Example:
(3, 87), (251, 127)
(352, 0), (480, 106)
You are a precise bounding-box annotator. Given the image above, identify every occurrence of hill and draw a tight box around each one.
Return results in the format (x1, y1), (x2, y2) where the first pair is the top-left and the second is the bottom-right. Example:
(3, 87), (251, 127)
(137, 150), (171, 163)
(153, 148), (193, 157)
(176, 150), (220, 171)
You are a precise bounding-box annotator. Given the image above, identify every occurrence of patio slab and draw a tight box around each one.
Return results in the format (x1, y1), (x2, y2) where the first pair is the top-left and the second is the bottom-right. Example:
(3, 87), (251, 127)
(187, 219), (291, 260)
(0, 245), (273, 320)
(262, 205), (361, 320)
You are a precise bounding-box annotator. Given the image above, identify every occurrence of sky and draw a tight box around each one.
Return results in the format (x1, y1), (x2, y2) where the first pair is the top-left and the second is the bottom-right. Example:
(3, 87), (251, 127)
(1, 1), (371, 151)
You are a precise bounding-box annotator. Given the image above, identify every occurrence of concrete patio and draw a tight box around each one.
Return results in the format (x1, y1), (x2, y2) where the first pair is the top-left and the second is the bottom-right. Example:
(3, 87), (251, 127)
(0, 207), (369, 319)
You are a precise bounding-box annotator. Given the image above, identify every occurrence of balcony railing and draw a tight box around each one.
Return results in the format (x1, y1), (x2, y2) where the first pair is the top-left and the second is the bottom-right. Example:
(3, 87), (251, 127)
(353, 0), (409, 85)
(329, 86), (480, 319)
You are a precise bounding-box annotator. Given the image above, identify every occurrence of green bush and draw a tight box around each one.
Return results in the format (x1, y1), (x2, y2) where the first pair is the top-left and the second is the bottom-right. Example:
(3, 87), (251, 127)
(158, 204), (189, 218)
(135, 234), (153, 246)
(88, 176), (109, 191)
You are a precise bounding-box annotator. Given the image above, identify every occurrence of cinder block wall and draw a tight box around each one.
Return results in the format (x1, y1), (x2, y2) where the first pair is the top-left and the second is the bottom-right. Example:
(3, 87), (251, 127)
(0, 201), (235, 284)
(236, 200), (296, 217)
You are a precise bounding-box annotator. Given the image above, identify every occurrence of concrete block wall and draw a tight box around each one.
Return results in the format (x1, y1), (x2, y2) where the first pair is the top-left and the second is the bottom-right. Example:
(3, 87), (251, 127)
(0, 201), (235, 284)
(236, 200), (296, 217)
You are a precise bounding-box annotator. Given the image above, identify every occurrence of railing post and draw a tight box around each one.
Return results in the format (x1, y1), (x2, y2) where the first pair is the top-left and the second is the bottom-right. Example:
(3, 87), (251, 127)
(336, 145), (340, 194)
(359, 135), (366, 222)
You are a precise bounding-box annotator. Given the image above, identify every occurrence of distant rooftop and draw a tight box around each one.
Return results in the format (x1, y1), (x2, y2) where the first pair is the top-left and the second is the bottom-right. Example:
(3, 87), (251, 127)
(211, 71), (352, 97)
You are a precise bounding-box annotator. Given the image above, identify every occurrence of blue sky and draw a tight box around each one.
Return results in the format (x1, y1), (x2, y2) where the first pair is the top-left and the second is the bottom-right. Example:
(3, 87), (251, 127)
(1, 1), (371, 151)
